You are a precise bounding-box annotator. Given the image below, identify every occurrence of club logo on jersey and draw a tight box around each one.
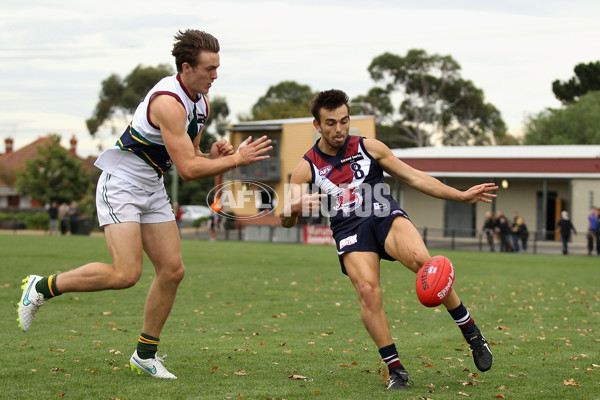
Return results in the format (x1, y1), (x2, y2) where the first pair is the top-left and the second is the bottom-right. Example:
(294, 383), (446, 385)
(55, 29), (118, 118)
(334, 187), (363, 214)
(319, 165), (333, 177)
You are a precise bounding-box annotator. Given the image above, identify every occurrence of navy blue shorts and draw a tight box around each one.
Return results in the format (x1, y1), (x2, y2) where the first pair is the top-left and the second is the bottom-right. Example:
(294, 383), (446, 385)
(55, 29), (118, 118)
(333, 209), (410, 275)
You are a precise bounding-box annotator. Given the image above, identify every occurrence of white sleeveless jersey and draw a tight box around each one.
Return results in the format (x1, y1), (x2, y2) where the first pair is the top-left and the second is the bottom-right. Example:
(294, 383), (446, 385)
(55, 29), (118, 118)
(94, 74), (208, 191)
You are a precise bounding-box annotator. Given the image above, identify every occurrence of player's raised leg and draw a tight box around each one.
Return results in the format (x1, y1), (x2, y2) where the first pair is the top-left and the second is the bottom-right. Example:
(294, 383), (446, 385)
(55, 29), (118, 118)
(384, 216), (493, 372)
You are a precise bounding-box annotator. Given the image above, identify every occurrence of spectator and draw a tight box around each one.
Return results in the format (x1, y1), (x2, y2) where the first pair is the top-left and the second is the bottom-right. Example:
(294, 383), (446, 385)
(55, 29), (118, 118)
(516, 217), (529, 253)
(481, 211), (495, 252)
(68, 201), (79, 235)
(595, 208), (600, 256)
(48, 201), (59, 235)
(587, 207), (598, 256)
(173, 201), (182, 236)
(510, 211), (520, 253)
(496, 215), (512, 252)
(556, 211), (577, 255)
(493, 211), (504, 250)
(58, 202), (69, 235)
(209, 212), (219, 241)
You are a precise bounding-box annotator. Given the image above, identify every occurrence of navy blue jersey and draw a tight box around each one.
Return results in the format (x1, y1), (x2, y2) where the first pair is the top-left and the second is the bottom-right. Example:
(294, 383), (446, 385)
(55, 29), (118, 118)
(303, 136), (401, 237)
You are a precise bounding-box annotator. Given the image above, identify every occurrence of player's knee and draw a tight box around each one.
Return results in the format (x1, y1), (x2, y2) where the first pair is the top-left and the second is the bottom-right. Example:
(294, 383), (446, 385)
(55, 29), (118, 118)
(408, 250), (431, 273)
(357, 282), (382, 309)
(119, 270), (143, 289)
(160, 263), (186, 285)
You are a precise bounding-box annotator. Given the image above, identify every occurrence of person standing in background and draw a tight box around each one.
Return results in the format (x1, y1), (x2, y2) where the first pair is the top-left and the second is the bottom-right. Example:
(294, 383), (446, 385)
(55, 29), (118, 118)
(481, 211), (495, 252)
(48, 201), (59, 235)
(556, 210), (577, 255)
(58, 202), (69, 235)
(587, 207), (597, 256)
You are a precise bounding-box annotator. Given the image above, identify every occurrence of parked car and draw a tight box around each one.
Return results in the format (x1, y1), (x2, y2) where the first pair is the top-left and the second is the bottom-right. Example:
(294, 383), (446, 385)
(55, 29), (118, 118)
(179, 205), (212, 227)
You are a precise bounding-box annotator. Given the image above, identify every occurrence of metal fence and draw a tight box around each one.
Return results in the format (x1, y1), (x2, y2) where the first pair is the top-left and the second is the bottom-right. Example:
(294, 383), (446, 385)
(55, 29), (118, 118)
(184, 224), (585, 256)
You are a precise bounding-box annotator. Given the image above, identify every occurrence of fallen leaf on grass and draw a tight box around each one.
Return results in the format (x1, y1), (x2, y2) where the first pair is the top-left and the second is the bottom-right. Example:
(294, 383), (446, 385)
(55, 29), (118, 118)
(234, 370), (247, 376)
(289, 374), (308, 380)
(457, 392), (470, 396)
(494, 394), (506, 398)
(563, 379), (580, 386)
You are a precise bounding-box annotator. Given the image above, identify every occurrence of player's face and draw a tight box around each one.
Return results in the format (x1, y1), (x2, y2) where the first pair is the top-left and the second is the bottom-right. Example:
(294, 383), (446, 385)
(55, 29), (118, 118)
(314, 105), (350, 154)
(182, 51), (220, 95)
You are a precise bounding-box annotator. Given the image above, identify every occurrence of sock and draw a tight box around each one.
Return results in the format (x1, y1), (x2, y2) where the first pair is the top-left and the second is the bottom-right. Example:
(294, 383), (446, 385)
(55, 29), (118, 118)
(448, 301), (478, 337)
(137, 333), (160, 359)
(378, 343), (405, 371)
(35, 274), (62, 299)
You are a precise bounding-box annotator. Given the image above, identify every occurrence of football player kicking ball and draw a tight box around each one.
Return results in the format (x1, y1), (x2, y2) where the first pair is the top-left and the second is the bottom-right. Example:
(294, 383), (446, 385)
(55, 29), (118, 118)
(280, 89), (495, 390)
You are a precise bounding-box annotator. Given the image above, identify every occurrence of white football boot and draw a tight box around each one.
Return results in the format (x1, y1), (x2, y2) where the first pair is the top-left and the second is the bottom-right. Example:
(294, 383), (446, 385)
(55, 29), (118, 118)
(18, 275), (45, 332)
(130, 350), (177, 379)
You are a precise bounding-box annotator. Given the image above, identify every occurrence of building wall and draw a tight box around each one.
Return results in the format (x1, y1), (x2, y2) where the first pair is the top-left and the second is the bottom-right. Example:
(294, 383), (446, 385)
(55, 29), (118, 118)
(396, 177), (574, 237)
(571, 179), (599, 233)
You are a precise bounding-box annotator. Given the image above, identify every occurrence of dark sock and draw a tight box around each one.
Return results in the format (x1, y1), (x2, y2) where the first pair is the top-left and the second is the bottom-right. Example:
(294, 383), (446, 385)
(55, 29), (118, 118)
(448, 301), (478, 336)
(137, 333), (160, 359)
(378, 343), (405, 371)
(35, 274), (62, 299)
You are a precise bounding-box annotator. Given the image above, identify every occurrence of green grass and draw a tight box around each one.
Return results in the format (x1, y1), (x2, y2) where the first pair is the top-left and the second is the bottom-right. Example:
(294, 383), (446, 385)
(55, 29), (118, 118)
(1, 234), (599, 399)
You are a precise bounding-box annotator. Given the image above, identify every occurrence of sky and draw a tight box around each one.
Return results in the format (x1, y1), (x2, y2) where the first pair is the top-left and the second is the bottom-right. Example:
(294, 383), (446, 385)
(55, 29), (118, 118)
(1, 0), (599, 157)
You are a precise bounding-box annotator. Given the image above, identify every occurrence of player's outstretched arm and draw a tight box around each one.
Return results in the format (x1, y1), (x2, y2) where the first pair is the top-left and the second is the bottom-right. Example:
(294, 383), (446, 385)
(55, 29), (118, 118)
(365, 138), (498, 203)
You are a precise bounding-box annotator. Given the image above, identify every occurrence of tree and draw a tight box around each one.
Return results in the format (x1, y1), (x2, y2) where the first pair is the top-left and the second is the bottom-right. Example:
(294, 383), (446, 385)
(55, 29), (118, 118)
(246, 81), (314, 121)
(86, 63), (175, 135)
(523, 91), (600, 145)
(552, 61), (600, 104)
(362, 49), (511, 147)
(16, 135), (92, 204)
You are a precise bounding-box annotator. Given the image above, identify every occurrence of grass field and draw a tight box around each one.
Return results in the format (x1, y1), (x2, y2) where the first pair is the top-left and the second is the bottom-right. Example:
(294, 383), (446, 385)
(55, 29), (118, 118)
(1, 234), (599, 399)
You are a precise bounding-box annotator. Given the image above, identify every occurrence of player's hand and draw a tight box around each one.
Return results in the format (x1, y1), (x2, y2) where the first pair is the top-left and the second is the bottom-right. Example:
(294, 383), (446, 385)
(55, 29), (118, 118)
(297, 192), (326, 216)
(235, 136), (273, 166)
(463, 183), (498, 204)
(210, 139), (235, 159)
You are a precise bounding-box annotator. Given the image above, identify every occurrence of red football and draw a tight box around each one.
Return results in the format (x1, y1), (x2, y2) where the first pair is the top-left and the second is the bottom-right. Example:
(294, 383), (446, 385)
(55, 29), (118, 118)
(416, 255), (455, 307)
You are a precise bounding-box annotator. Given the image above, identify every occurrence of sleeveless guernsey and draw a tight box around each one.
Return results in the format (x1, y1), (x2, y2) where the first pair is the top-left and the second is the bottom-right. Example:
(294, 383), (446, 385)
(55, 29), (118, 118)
(303, 136), (401, 237)
(94, 74), (208, 191)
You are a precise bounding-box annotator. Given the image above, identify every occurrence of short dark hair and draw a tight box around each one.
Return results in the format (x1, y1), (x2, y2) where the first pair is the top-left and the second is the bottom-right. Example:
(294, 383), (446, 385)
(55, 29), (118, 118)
(309, 89), (350, 122)
(172, 29), (220, 72)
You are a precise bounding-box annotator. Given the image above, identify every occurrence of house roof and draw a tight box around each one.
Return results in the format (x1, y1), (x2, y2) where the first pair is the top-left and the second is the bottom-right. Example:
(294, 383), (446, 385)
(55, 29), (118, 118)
(0, 137), (97, 186)
(391, 145), (600, 179)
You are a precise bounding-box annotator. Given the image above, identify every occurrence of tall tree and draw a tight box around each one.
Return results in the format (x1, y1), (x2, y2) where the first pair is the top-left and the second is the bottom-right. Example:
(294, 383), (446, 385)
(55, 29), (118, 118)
(552, 61), (600, 105)
(246, 81), (314, 121)
(86, 63), (175, 135)
(16, 135), (92, 204)
(523, 91), (600, 145)
(363, 49), (511, 147)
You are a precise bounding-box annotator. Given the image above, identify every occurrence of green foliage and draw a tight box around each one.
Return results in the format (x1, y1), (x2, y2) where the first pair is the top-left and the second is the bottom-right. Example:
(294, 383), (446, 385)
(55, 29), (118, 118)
(205, 95), (230, 137)
(363, 49), (511, 147)
(2, 237), (598, 399)
(24, 212), (50, 230)
(247, 81), (314, 121)
(15, 135), (92, 205)
(552, 61), (600, 104)
(86, 63), (174, 135)
(523, 91), (600, 145)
